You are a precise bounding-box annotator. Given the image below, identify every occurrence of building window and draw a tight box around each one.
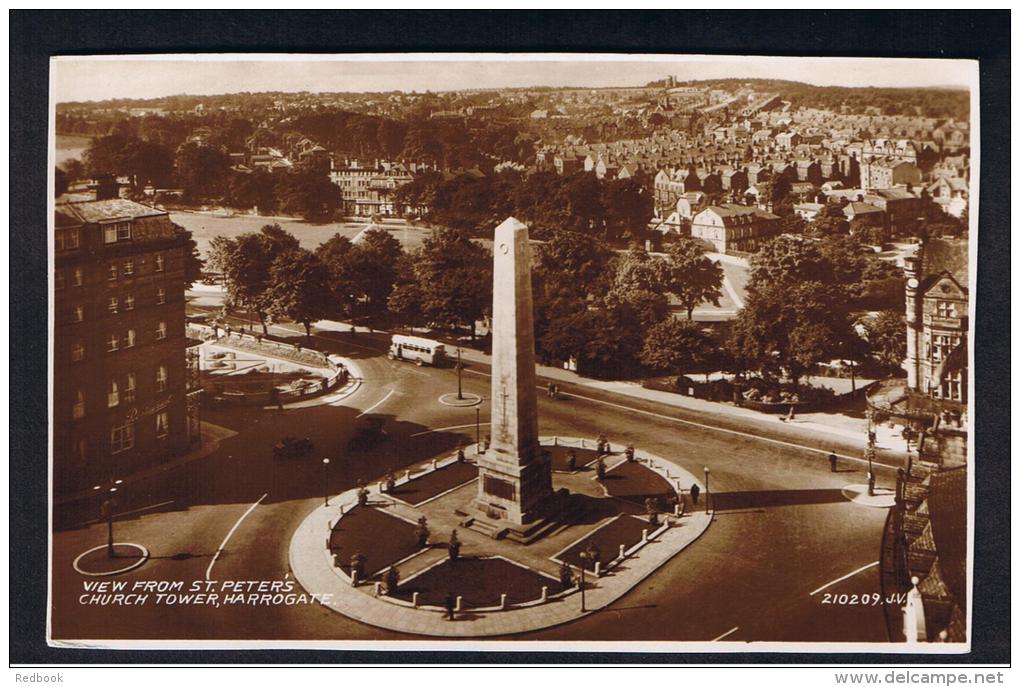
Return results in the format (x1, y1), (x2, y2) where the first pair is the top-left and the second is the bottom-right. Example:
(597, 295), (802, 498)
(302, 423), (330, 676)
(123, 260), (134, 276)
(55, 270), (65, 291)
(107, 334), (119, 352)
(110, 422), (135, 454)
(73, 267), (83, 287)
(156, 321), (167, 340)
(117, 221), (132, 241)
(124, 373), (136, 404)
(156, 365), (168, 393)
(936, 300), (958, 318)
(107, 379), (120, 407)
(108, 264), (118, 280)
(71, 342), (86, 362)
(108, 297), (118, 314)
(104, 224), (118, 244)
(73, 305), (84, 323)
(156, 411), (169, 438)
(125, 329), (136, 348)
(73, 389), (86, 419)
(155, 254), (165, 272)
(156, 287), (166, 305)
(125, 294), (135, 310)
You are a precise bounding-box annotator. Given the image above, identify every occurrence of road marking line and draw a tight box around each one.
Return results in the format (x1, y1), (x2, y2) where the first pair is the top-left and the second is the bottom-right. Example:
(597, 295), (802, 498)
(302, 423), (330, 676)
(205, 493), (267, 581)
(356, 389), (395, 418)
(410, 422), (490, 438)
(712, 626), (740, 642)
(116, 500), (175, 518)
(78, 500), (176, 526)
(809, 560), (879, 596)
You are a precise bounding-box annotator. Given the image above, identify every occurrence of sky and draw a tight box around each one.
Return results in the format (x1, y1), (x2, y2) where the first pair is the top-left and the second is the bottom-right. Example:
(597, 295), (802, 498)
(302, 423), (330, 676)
(51, 54), (977, 103)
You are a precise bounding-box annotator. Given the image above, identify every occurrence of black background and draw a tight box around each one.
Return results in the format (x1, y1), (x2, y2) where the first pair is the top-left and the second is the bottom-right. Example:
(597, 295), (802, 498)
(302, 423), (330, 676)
(10, 9), (1010, 666)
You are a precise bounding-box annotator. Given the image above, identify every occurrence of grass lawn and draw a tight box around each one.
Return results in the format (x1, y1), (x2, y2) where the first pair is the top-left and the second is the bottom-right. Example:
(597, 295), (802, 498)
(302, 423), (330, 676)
(555, 514), (650, 571)
(602, 459), (677, 507)
(329, 506), (423, 579)
(393, 557), (558, 608)
(545, 445), (600, 472)
(389, 461), (478, 505)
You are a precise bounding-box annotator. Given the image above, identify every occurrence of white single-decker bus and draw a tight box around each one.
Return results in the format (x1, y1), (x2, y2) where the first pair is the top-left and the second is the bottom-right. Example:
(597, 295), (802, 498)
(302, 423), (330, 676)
(388, 335), (446, 366)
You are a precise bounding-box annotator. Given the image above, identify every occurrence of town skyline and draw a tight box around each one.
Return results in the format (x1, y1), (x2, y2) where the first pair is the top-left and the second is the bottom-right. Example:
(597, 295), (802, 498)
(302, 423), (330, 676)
(52, 55), (975, 104)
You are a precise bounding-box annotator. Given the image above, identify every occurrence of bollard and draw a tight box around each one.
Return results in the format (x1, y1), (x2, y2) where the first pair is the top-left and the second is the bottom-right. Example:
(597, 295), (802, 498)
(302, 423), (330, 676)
(500, 593), (508, 610)
(374, 582), (382, 597)
(412, 591), (420, 608)
(619, 544), (626, 559)
(594, 561), (602, 577)
(541, 586), (548, 603)
(642, 529), (649, 542)
(674, 503), (681, 516)
(554, 436), (558, 446)
(455, 595), (463, 612)
(581, 439), (585, 448)
(431, 459), (438, 470)
(405, 470), (411, 481)
(351, 571), (359, 587)
(339, 504), (344, 515)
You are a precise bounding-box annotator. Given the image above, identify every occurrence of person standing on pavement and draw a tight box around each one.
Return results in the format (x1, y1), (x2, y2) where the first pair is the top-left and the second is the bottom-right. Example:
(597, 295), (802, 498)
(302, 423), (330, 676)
(690, 483), (701, 505)
(444, 592), (456, 621)
(829, 452), (838, 472)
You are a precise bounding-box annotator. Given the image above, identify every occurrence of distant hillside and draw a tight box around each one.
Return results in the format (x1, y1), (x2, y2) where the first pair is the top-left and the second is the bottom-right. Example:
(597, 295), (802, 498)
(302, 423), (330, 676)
(672, 78), (969, 120)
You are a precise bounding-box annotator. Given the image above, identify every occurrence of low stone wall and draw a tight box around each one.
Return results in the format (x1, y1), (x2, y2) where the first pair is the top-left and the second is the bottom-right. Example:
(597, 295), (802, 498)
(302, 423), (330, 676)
(193, 324), (349, 406)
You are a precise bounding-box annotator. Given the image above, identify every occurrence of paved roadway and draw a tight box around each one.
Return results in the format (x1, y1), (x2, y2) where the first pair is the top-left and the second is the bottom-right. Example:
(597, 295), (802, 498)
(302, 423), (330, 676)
(51, 313), (891, 644)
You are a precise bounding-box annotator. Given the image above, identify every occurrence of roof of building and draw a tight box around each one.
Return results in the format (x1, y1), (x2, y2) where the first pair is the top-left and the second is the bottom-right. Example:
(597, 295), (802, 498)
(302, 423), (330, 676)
(845, 201), (884, 216)
(56, 198), (166, 225)
(699, 203), (779, 223)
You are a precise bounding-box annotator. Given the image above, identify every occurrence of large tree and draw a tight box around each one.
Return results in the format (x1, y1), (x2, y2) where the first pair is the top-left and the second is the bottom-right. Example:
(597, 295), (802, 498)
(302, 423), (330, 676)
(401, 229), (492, 339)
(730, 236), (852, 386)
(176, 142), (230, 200)
(277, 168), (341, 221)
(268, 249), (333, 341)
(864, 310), (907, 372)
(663, 237), (724, 319)
(603, 178), (653, 244)
(640, 317), (713, 379)
(208, 224), (299, 334)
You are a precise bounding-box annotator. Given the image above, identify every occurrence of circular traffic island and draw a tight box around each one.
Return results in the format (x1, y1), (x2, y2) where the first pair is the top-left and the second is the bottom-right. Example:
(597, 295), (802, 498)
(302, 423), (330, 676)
(73, 543), (150, 577)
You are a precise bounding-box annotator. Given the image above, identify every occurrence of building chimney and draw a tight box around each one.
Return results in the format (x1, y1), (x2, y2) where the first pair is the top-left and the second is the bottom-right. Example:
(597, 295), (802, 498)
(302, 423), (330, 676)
(93, 174), (120, 201)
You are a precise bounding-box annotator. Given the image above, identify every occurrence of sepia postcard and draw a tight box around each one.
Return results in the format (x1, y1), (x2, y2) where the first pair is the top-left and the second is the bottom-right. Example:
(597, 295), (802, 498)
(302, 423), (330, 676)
(47, 53), (978, 652)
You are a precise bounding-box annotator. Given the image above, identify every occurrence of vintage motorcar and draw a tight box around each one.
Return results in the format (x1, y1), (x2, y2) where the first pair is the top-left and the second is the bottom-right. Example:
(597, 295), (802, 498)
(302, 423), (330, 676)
(273, 436), (314, 459)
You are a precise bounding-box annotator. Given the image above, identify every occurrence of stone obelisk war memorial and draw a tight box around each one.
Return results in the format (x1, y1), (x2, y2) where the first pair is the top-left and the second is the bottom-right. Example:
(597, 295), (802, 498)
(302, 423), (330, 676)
(469, 217), (556, 534)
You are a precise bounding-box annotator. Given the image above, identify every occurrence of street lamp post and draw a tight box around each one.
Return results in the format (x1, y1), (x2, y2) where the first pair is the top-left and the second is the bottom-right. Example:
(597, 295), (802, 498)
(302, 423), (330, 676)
(578, 553), (589, 613)
(475, 406), (481, 454)
(703, 467), (711, 512)
(456, 347), (464, 400)
(322, 458), (331, 507)
(93, 479), (123, 558)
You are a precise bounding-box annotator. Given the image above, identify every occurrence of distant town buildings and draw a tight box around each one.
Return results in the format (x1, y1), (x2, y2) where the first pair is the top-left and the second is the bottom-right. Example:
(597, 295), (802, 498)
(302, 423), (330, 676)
(690, 203), (782, 254)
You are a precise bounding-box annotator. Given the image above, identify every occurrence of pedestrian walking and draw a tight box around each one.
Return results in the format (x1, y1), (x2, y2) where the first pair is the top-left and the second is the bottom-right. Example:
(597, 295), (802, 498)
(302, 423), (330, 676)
(690, 483), (701, 505)
(444, 592), (456, 621)
(828, 452), (838, 473)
